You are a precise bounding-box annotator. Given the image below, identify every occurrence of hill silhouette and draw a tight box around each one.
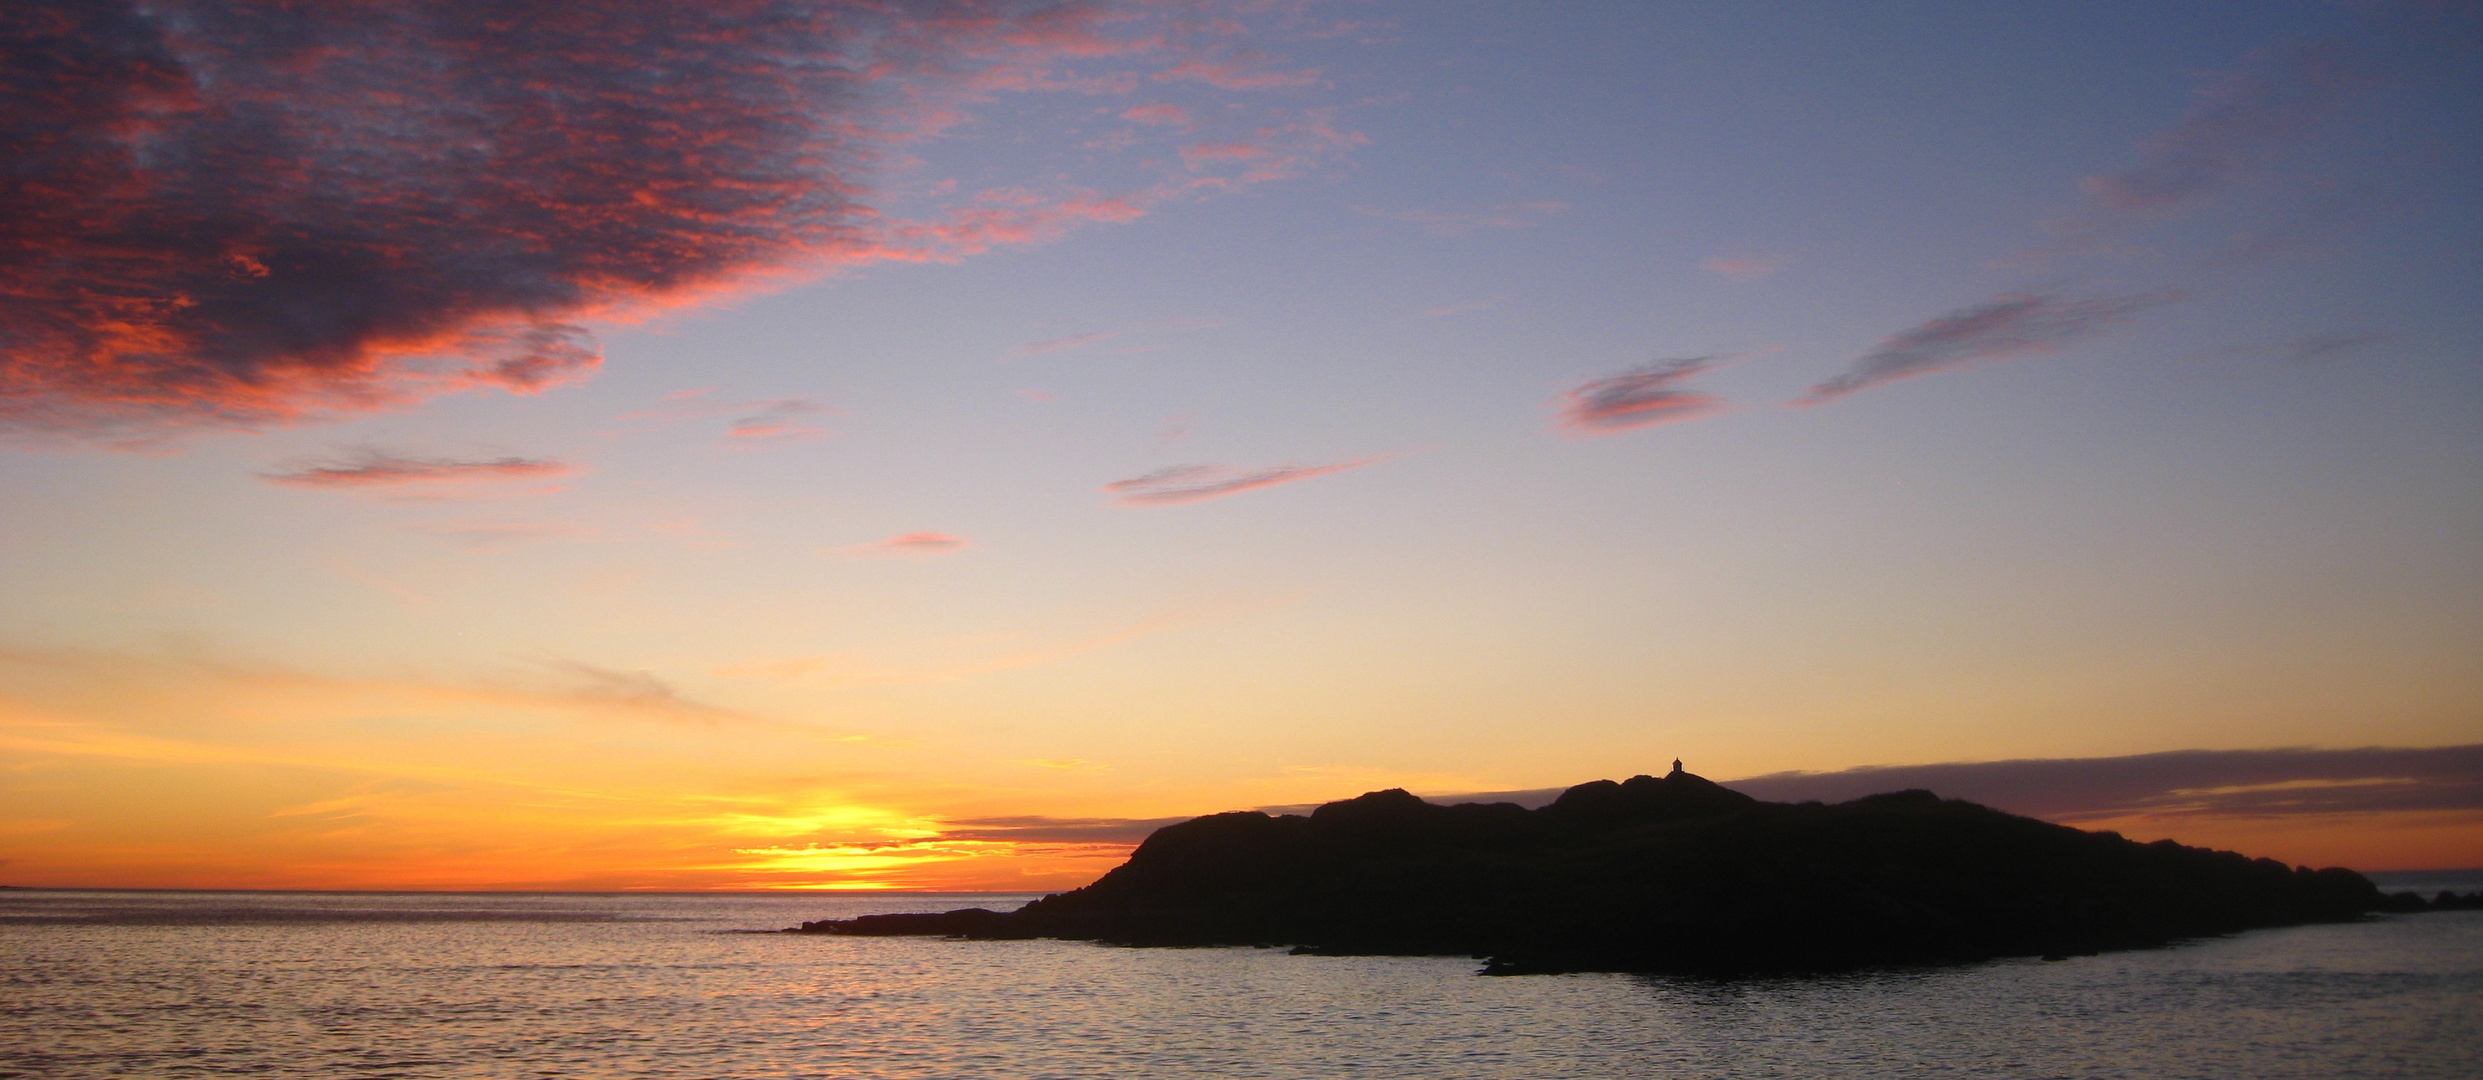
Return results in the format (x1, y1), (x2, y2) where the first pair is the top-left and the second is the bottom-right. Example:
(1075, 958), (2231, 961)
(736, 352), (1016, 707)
(794, 768), (2423, 975)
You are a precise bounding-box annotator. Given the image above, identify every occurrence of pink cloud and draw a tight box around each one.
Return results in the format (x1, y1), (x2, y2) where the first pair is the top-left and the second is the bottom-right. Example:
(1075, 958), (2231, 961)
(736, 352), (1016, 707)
(1700, 254), (1782, 282)
(1552, 358), (1729, 435)
(1180, 142), (1269, 167)
(724, 399), (834, 445)
(1008, 331), (1120, 359)
(1104, 458), (1385, 507)
(1797, 293), (2178, 406)
(262, 452), (576, 490)
(1155, 59), (1321, 90)
(883, 191), (1152, 260)
(1121, 104), (1191, 126)
(838, 532), (970, 557)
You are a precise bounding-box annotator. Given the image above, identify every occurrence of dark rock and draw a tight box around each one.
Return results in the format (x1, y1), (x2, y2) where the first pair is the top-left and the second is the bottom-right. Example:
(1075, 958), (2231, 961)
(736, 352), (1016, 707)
(798, 908), (1007, 937)
(790, 770), (2408, 976)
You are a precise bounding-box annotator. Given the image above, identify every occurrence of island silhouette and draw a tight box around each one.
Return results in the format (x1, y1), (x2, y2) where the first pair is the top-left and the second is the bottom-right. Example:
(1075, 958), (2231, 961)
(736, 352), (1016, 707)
(794, 767), (2469, 975)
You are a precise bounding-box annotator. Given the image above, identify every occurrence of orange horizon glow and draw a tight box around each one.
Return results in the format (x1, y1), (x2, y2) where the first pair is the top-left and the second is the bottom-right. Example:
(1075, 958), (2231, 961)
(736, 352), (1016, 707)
(8, 807), (2474, 894)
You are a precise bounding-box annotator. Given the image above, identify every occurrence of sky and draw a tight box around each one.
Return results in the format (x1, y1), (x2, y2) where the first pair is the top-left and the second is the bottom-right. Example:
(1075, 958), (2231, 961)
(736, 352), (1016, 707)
(2, 0), (2478, 890)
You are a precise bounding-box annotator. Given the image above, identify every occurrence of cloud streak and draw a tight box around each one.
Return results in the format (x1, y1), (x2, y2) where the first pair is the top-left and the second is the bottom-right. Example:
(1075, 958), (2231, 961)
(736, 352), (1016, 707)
(262, 452), (574, 490)
(724, 399), (835, 444)
(1552, 357), (1728, 434)
(929, 814), (1189, 844)
(1008, 331), (1120, 358)
(1700, 254), (1782, 282)
(1798, 293), (2175, 405)
(837, 531), (968, 557)
(0, 1), (1361, 441)
(1104, 457), (1385, 506)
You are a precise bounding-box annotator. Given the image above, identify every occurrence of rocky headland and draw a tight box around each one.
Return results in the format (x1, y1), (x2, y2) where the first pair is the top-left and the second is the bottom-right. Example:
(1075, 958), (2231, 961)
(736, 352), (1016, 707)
(794, 768), (2469, 975)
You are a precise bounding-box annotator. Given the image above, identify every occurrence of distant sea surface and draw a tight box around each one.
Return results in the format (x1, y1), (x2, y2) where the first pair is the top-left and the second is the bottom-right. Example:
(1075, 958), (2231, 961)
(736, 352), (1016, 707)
(5, 876), (2479, 1079)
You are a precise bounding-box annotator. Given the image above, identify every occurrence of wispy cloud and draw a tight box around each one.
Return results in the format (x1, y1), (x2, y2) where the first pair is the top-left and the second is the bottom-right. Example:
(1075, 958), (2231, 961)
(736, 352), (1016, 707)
(1700, 253), (1783, 282)
(617, 391), (837, 445)
(1726, 746), (2483, 823)
(262, 452), (575, 491)
(2079, 41), (2369, 216)
(1154, 414), (1195, 448)
(0, 640), (759, 732)
(1992, 33), (2411, 272)
(1179, 141), (1268, 168)
(1362, 202), (1566, 237)
(1104, 457), (1386, 506)
(724, 399), (835, 445)
(1797, 292), (2176, 405)
(536, 660), (743, 725)
(1021, 758), (1106, 772)
(929, 814), (1188, 844)
(1552, 357), (1730, 434)
(1120, 104), (1191, 126)
(1008, 331), (1121, 358)
(1155, 58), (1321, 91)
(836, 532), (969, 557)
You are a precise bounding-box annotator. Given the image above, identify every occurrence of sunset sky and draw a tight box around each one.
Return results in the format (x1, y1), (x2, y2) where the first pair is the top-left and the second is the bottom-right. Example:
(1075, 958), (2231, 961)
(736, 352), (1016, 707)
(3, 0), (2478, 890)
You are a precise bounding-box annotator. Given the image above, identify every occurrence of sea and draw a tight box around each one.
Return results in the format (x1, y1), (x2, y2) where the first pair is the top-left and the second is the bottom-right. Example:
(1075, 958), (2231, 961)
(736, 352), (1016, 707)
(4, 874), (2479, 1079)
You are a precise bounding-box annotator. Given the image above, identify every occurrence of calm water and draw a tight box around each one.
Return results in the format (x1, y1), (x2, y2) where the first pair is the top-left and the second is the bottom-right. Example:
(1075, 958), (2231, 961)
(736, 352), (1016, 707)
(3, 884), (2478, 1079)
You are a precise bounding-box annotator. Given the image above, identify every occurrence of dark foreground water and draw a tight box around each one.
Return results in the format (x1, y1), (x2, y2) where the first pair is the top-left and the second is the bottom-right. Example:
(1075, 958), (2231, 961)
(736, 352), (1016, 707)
(4, 879), (2479, 1079)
